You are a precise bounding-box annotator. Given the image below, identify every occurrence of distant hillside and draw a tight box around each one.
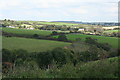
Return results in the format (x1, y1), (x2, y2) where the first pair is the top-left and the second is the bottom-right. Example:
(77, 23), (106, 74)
(54, 21), (118, 26)
(54, 21), (82, 24)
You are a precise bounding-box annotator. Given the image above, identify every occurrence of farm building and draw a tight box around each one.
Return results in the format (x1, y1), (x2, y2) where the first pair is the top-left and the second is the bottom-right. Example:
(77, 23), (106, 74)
(29, 27), (34, 30)
(26, 27), (34, 30)
(6, 26), (15, 28)
(78, 29), (84, 31)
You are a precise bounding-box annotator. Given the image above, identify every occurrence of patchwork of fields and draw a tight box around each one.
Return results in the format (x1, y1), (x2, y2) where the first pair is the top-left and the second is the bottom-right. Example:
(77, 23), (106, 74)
(53, 34), (119, 48)
(16, 21), (78, 26)
(2, 28), (70, 36)
(2, 37), (71, 52)
(2, 21), (119, 78)
(2, 27), (120, 50)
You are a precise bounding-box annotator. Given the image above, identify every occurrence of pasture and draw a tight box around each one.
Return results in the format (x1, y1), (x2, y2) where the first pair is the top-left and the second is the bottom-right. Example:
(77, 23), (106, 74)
(2, 37), (71, 52)
(2, 27), (52, 36)
(53, 34), (119, 48)
(103, 30), (120, 33)
(2, 28), (70, 36)
(37, 21), (78, 26)
(16, 21), (78, 26)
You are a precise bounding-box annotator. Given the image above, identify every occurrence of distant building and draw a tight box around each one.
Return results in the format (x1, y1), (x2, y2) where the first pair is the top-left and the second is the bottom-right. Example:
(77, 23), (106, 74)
(78, 28), (84, 31)
(26, 27), (34, 30)
(6, 26), (15, 28)
(29, 27), (34, 30)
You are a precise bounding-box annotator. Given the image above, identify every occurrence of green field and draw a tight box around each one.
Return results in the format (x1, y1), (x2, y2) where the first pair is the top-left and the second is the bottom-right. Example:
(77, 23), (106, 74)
(53, 34), (119, 48)
(2, 28), (70, 36)
(2, 37), (71, 52)
(2, 28), (52, 36)
(103, 30), (120, 33)
(37, 22), (78, 26)
(16, 21), (78, 26)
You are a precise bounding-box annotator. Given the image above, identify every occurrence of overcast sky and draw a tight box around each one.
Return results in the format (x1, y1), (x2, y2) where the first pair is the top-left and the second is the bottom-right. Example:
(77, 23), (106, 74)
(0, 0), (119, 22)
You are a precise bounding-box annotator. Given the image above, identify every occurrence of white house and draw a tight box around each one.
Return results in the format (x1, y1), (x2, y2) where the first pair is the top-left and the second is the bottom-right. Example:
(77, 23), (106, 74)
(6, 26), (15, 28)
(29, 27), (34, 30)
(78, 28), (84, 31)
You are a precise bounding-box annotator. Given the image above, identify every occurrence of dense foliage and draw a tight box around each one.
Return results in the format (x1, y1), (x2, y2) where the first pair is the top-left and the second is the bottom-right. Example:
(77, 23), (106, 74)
(2, 37), (119, 78)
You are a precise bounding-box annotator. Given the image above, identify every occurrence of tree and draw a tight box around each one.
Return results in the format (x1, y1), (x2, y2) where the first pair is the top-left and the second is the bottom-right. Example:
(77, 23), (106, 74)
(85, 37), (97, 45)
(52, 47), (67, 66)
(2, 49), (12, 62)
(36, 52), (53, 69)
(33, 34), (39, 38)
(2, 22), (9, 27)
(13, 49), (29, 65)
(4, 19), (7, 21)
(97, 43), (111, 51)
(23, 25), (26, 28)
(8, 19), (10, 21)
(19, 25), (22, 28)
(58, 34), (68, 41)
(51, 31), (58, 35)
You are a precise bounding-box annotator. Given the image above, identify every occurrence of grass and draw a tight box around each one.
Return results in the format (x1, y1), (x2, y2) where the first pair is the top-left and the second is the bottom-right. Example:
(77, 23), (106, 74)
(37, 21), (78, 26)
(103, 30), (120, 33)
(16, 21), (78, 26)
(2, 27), (52, 36)
(53, 34), (119, 48)
(2, 37), (71, 52)
(2, 28), (70, 36)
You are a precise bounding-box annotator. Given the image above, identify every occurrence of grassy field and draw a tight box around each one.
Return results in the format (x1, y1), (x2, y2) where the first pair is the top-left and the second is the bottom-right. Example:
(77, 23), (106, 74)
(2, 27), (52, 36)
(2, 37), (71, 52)
(16, 21), (78, 26)
(53, 34), (119, 48)
(103, 30), (120, 33)
(37, 21), (78, 26)
(2, 28), (70, 36)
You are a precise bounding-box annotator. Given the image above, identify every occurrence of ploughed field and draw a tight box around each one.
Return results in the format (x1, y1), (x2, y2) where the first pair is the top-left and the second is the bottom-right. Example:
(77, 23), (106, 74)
(53, 34), (119, 48)
(2, 37), (71, 52)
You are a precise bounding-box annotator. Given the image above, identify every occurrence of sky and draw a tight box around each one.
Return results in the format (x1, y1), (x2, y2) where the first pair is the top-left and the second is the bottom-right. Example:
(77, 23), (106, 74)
(0, 0), (119, 22)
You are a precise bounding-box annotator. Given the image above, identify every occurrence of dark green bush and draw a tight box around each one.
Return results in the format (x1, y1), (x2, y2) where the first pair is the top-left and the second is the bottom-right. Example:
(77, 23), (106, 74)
(57, 34), (68, 41)
(36, 51), (53, 69)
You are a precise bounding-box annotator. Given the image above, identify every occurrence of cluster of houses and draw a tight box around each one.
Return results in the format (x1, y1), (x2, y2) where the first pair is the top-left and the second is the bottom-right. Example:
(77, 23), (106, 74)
(6, 26), (15, 28)
(6, 25), (34, 30)
(78, 26), (119, 32)
(5, 24), (119, 33)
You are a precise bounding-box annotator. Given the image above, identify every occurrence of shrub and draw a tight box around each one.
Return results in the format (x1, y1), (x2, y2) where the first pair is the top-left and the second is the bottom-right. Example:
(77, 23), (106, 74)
(58, 34), (68, 41)
(13, 49), (29, 65)
(2, 49), (13, 63)
(51, 31), (58, 35)
(52, 48), (67, 66)
(33, 34), (39, 38)
(97, 43), (111, 51)
(36, 51), (53, 69)
(85, 37), (97, 45)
